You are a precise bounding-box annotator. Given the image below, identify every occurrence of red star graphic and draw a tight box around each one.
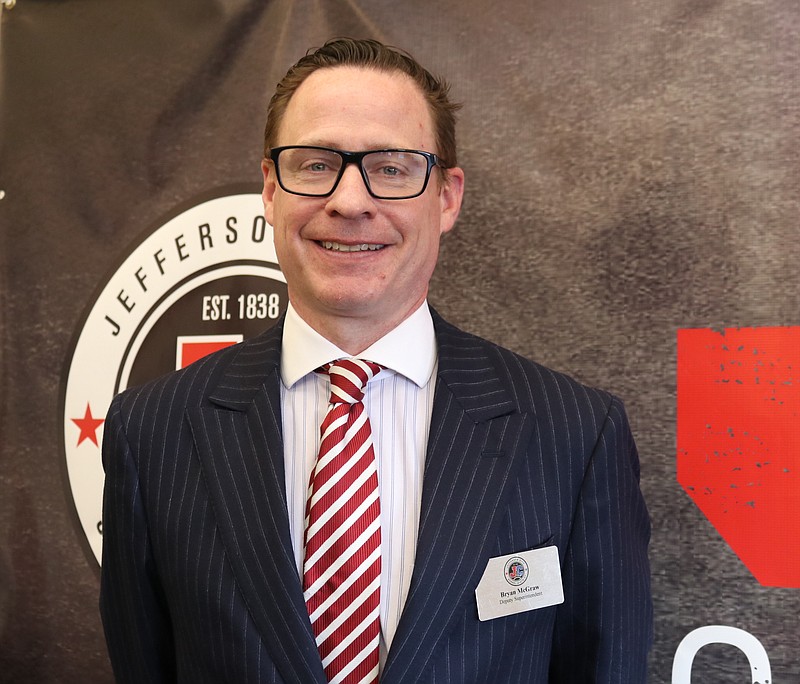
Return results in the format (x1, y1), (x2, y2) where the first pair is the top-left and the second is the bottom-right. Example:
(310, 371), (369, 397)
(71, 403), (105, 447)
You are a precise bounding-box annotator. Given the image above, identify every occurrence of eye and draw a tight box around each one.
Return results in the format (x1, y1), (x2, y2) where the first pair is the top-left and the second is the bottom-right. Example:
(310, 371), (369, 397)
(365, 156), (411, 179)
(301, 160), (334, 173)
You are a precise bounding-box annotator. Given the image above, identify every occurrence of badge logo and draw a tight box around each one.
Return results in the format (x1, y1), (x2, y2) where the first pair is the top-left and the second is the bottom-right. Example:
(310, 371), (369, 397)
(61, 192), (287, 566)
(504, 557), (529, 586)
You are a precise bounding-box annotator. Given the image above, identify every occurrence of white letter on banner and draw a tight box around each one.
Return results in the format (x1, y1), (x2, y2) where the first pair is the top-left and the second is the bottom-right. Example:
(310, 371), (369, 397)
(672, 625), (771, 684)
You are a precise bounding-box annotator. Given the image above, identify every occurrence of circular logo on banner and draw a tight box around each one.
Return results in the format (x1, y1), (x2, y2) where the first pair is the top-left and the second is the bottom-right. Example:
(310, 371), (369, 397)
(62, 192), (287, 566)
(504, 557), (529, 586)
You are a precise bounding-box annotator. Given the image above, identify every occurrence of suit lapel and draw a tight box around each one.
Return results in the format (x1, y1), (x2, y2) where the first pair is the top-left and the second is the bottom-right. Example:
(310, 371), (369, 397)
(383, 313), (535, 684)
(183, 311), (533, 684)
(186, 320), (327, 684)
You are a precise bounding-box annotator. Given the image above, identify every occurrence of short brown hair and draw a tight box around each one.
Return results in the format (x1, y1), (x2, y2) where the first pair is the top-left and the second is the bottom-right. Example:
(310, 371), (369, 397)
(263, 38), (461, 168)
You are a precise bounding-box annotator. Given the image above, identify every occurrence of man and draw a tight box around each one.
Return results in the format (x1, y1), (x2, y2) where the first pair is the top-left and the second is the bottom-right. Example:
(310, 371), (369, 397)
(100, 38), (652, 683)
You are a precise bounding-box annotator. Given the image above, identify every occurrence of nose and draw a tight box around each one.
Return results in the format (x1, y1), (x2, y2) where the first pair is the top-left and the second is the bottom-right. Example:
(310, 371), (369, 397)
(324, 164), (377, 218)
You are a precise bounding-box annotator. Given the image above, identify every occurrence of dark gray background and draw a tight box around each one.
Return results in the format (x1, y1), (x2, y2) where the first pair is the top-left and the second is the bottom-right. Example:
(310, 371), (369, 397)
(1, 0), (798, 681)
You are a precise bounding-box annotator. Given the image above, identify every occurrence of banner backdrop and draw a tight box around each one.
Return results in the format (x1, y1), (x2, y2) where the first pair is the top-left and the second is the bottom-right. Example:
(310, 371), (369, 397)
(1, 1), (798, 681)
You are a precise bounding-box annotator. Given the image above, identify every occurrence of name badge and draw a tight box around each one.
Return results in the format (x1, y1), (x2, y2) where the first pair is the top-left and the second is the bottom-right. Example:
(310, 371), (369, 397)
(475, 546), (564, 621)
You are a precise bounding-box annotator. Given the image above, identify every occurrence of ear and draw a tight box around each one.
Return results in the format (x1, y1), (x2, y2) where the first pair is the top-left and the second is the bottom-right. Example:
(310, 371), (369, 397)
(438, 166), (464, 235)
(261, 158), (277, 226)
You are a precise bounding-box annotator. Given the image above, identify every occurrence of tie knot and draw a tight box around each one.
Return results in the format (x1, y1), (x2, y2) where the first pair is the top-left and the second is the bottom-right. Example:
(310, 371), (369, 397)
(321, 358), (382, 404)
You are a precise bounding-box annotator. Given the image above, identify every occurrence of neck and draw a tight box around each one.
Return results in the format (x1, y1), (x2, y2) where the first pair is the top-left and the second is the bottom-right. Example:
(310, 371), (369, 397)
(290, 299), (426, 355)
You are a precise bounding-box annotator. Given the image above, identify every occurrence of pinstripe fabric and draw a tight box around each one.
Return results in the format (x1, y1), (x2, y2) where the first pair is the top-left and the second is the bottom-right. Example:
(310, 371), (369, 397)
(100, 310), (652, 684)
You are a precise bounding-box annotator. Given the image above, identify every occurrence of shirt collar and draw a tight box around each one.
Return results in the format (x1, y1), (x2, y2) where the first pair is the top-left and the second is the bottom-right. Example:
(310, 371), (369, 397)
(280, 301), (437, 389)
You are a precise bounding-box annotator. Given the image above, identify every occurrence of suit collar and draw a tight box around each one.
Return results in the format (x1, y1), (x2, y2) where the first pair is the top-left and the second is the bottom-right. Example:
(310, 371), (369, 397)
(206, 316), (284, 411)
(204, 308), (522, 424)
(430, 307), (522, 421)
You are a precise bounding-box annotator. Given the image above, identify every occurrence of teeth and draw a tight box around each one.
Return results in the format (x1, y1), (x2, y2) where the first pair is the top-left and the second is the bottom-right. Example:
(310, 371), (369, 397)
(321, 241), (385, 252)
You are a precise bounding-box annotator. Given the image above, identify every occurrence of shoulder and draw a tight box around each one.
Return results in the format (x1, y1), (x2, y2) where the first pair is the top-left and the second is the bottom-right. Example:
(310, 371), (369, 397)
(112, 321), (283, 418)
(432, 310), (620, 421)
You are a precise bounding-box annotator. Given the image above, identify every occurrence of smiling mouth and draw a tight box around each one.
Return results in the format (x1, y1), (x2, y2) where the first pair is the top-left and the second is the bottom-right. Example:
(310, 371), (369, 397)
(319, 241), (386, 252)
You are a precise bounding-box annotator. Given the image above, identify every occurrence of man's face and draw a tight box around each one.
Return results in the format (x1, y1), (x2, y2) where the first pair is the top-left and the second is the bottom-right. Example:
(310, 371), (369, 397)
(262, 66), (464, 338)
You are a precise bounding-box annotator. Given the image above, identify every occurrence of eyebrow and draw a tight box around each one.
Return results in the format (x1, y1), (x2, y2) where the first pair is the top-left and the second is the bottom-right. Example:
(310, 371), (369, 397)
(293, 139), (414, 151)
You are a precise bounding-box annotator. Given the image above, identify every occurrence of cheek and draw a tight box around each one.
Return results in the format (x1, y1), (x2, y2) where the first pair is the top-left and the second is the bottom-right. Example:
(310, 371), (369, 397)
(402, 228), (442, 283)
(271, 204), (313, 267)
(270, 212), (292, 260)
(269, 203), (296, 247)
(272, 197), (318, 235)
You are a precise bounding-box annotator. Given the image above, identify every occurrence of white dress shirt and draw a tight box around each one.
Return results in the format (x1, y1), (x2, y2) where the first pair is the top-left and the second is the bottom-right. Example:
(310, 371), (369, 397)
(280, 301), (437, 661)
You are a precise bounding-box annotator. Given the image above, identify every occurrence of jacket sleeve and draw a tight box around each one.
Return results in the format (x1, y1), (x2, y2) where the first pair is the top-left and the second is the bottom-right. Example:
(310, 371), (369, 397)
(99, 392), (177, 683)
(549, 396), (653, 683)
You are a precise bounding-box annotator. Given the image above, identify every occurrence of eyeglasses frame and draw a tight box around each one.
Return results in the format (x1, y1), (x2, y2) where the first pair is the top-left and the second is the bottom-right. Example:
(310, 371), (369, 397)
(268, 145), (441, 200)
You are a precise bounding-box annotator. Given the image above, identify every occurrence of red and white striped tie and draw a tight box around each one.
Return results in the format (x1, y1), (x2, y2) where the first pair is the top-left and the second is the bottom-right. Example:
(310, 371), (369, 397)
(303, 358), (382, 684)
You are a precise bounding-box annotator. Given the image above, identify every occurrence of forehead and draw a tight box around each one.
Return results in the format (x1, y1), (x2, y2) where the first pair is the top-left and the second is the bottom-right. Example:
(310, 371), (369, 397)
(276, 66), (436, 151)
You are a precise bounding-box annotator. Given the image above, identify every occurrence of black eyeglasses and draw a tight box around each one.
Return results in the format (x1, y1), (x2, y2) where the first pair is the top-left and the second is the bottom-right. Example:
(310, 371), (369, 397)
(269, 146), (440, 200)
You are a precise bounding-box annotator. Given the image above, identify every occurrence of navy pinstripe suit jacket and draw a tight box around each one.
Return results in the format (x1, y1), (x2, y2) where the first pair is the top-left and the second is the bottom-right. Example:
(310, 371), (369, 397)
(100, 311), (652, 683)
